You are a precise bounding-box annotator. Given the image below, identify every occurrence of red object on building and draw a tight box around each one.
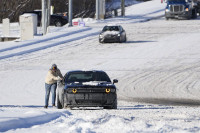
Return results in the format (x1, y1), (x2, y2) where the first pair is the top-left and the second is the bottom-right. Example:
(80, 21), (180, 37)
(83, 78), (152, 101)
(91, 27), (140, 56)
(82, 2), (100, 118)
(73, 22), (79, 26)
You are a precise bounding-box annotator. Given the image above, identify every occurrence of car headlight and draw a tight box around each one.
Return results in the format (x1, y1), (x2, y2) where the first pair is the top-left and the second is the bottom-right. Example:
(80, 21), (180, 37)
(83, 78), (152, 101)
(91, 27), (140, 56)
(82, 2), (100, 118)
(117, 34), (120, 37)
(105, 88), (111, 93)
(105, 88), (115, 93)
(99, 34), (103, 38)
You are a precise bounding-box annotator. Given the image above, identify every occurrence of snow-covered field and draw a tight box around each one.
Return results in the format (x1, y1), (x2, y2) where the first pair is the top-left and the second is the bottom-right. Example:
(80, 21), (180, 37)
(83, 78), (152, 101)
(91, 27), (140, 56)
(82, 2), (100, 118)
(1, 0), (200, 132)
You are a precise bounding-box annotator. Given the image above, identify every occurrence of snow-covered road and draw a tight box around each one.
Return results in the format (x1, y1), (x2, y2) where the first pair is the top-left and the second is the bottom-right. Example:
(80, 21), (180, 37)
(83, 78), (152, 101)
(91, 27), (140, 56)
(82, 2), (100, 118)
(1, 0), (200, 132)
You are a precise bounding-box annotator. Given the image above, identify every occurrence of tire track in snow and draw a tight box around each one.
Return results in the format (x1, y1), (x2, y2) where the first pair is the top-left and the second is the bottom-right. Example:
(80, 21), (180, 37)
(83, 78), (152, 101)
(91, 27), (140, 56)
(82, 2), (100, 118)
(119, 63), (200, 103)
(0, 28), (99, 60)
(0, 28), (92, 53)
(150, 64), (200, 99)
(0, 35), (98, 64)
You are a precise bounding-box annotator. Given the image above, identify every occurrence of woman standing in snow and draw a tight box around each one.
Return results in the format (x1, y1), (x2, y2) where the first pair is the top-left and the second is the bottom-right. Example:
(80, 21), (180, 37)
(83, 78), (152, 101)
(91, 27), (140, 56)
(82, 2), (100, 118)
(44, 64), (63, 108)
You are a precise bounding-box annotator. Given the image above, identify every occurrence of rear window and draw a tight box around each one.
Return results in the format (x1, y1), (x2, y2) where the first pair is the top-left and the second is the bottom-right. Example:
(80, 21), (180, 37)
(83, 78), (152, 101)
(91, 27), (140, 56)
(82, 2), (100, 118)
(65, 71), (111, 83)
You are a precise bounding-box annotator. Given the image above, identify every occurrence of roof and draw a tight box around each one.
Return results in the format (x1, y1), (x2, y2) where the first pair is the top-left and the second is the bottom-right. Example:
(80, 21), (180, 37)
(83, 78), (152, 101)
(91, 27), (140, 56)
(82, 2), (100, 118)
(21, 13), (37, 17)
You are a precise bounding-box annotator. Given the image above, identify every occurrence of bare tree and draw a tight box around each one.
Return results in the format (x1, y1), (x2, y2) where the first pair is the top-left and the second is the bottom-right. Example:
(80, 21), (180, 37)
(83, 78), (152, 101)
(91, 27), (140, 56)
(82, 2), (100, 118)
(0, 0), (115, 23)
(0, 0), (41, 23)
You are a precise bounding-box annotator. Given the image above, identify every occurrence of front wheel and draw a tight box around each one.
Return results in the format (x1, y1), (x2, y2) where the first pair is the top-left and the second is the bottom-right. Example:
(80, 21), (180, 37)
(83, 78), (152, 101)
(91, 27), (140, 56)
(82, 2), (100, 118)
(118, 37), (122, 43)
(124, 36), (127, 42)
(99, 39), (103, 43)
(192, 9), (197, 19)
(112, 99), (117, 109)
(104, 99), (117, 109)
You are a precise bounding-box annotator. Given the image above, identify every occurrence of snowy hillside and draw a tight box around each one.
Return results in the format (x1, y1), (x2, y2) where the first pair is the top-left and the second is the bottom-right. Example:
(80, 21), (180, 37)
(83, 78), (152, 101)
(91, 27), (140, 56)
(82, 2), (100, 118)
(1, 0), (200, 132)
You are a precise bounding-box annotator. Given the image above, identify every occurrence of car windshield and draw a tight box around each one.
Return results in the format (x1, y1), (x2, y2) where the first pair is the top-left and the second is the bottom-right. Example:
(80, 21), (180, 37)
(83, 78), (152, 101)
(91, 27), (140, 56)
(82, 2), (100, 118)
(65, 71), (111, 83)
(102, 26), (119, 31)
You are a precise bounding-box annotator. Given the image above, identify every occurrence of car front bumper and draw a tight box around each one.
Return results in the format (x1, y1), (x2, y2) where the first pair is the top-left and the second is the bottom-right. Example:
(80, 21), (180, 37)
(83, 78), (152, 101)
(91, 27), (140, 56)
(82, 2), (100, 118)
(64, 92), (117, 108)
(165, 11), (191, 19)
(99, 35), (120, 43)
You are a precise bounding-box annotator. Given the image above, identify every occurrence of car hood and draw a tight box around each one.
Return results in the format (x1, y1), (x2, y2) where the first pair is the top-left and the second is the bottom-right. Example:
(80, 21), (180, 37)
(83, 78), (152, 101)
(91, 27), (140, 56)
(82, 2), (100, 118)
(82, 81), (113, 86)
(64, 81), (115, 89)
(101, 31), (120, 36)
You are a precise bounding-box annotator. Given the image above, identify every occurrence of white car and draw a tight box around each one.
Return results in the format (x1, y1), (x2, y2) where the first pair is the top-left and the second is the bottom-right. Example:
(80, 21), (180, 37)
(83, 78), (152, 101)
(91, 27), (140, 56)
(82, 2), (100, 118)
(99, 25), (126, 43)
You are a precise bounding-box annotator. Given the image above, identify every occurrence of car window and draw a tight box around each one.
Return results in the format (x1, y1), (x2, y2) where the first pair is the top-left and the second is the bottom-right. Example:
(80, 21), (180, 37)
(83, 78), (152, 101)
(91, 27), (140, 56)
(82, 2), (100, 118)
(92, 72), (111, 82)
(65, 71), (111, 83)
(118, 26), (121, 32)
(102, 26), (109, 31)
(102, 26), (119, 31)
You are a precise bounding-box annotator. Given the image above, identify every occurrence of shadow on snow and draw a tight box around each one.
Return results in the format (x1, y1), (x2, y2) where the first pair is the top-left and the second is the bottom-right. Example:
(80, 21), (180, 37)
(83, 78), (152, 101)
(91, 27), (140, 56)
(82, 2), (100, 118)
(125, 98), (200, 106)
(0, 105), (71, 132)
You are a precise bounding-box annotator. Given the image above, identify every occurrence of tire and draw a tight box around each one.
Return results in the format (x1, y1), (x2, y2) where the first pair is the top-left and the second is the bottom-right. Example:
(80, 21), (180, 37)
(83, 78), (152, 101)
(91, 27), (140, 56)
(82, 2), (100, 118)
(99, 39), (104, 43)
(124, 36), (127, 42)
(192, 9), (197, 19)
(118, 37), (122, 43)
(112, 99), (117, 109)
(104, 99), (117, 109)
(57, 94), (63, 109)
(55, 20), (62, 27)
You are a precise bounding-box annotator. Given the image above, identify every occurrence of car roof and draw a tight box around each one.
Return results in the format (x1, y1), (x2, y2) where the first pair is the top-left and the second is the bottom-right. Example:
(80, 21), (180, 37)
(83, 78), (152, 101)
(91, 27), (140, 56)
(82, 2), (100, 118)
(67, 70), (106, 73)
(105, 24), (121, 27)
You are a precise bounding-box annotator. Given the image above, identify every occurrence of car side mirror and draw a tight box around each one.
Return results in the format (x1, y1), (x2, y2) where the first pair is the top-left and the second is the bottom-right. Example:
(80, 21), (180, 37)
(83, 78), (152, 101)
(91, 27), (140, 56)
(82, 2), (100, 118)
(113, 79), (118, 84)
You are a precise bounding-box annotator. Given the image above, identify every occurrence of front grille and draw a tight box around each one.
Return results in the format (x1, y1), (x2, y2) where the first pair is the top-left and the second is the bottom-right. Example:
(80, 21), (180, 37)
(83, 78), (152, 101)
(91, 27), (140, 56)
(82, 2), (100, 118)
(78, 88), (106, 93)
(67, 88), (106, 93)
(170, 5), (184, 13)
(105, 34), (117, 38)
(76, 99), (104, 104)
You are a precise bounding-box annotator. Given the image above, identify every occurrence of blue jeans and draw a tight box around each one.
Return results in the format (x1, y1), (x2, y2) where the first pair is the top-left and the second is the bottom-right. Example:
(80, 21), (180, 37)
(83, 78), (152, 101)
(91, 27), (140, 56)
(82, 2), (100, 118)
(45, 83), (57, 106)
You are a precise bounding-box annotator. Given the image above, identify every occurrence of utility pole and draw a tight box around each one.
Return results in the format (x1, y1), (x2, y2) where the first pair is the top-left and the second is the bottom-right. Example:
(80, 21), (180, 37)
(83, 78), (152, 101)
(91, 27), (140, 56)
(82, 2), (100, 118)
(99, 0), (105, 19)
(47, 0), (51, 26)
(96, 0), (99, 20)
(42, 0), (47, 35)
(42, 0), (51, 35)
(121, 0), (125, 16)
(68, 0), (73, 27)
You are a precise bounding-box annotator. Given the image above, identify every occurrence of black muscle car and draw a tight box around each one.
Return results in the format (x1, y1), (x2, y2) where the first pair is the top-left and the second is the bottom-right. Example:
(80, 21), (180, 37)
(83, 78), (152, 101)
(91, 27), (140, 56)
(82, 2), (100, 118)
(57, 70), (118, 109)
